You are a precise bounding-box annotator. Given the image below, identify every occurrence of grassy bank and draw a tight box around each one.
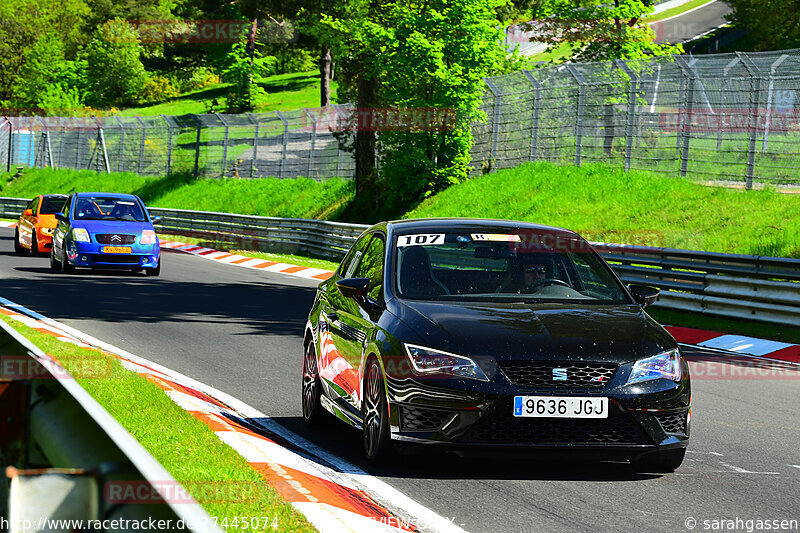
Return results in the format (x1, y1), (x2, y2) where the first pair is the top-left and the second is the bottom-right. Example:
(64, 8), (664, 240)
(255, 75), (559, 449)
(406, 162), (800, 258)
(1, 168), (353, 220)
(0, 313), (315, 531)
(118, 71), (335, 117)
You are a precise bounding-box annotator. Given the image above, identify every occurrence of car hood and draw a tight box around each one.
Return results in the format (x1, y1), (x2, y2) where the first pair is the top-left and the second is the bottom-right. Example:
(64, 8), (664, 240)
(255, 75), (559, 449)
(73, 220), (152, 233)
(387, 299), (676, 364)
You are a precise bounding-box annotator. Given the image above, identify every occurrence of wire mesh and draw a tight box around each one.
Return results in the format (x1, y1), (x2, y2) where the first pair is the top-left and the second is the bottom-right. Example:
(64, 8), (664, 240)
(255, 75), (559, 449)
(3, 50), (800, 186)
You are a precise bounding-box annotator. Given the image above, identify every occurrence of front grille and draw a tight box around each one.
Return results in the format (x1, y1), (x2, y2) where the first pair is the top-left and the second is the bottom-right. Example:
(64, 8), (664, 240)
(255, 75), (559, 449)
(95, 234), (136, 244)
(399, 405), (453, 432)
(90, 254), (140, 264)
(459, 400), (651, 445)
(655, 411), (688, 434)
(499, 362), (618, 389)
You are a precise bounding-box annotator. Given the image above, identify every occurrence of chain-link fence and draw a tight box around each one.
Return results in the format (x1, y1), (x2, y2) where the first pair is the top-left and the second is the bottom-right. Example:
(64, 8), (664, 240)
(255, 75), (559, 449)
(478, 49), (800, 186)
(4, 50), (800, 187)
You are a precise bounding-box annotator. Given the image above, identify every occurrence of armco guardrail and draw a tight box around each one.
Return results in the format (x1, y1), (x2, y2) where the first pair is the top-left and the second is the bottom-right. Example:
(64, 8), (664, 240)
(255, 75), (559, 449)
(1, 197), (798, 325)
(0, 315), (222, 531)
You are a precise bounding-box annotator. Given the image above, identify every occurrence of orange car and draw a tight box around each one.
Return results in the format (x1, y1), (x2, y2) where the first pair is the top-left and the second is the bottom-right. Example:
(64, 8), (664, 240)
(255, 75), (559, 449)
(14, 194), (68, 255)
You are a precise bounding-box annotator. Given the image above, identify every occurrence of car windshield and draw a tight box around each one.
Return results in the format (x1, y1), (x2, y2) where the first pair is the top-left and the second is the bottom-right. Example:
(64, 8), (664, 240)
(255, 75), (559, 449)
(40, 197), (67, 215)
(73, 197), (146, 222)
(394, 231), (629, 304)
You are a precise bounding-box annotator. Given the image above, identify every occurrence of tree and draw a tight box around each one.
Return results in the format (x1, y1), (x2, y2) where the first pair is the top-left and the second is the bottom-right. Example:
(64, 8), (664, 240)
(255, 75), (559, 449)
(725, 0), (800, 51)
(314, 0), (515, 210)
(83, 19), (149, 106)
(220, 40), (277, 112)
(529, 0), (682, 62)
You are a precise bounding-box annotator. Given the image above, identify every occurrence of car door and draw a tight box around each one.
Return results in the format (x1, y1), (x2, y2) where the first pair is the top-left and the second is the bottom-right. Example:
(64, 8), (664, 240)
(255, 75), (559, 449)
(319, 232), (384, 414)
(330, 233), (386, 412)
(18, 197), (37, 247)
(52, 194), (74, 258)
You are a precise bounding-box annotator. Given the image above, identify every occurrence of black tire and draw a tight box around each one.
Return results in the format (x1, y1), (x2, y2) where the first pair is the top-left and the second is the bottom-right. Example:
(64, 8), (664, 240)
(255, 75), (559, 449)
(631, 448), (686, 473)
(49, 249), (59, 271)
(362, 357), (392, 462)
(60, 247), (75, 274)
(30, 230), (39, 256)
(301, 341), (326, 426)
(13, 228), (24, 255)
(145, 260), (161, 277)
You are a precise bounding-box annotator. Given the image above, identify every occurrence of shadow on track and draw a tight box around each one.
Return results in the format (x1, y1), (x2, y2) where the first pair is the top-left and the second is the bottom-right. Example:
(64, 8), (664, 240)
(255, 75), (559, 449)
(1, 250), (316, 337)
(255, 415), (659, 483)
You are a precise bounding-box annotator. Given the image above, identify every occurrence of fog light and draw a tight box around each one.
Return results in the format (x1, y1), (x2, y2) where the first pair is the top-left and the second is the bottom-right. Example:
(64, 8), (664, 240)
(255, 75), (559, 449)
(142, 257), (149, 264)
(80, 255), (88, 262)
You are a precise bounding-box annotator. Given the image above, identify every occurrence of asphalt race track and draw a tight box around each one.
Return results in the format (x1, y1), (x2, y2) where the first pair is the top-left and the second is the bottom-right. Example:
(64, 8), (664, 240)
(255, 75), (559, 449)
(1, 227), (799, 532)
(651, 1), (732, 44)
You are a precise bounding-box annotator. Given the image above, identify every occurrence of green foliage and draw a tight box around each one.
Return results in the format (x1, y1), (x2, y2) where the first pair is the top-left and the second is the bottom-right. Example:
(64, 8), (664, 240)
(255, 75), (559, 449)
(725, 0), (800, 51)
(83, 19), (149, 106)
(138, 75), (181, 104)
(221, 40), (277, 113)
(533, 0), (683, 62)
(312, 0), (515, 210)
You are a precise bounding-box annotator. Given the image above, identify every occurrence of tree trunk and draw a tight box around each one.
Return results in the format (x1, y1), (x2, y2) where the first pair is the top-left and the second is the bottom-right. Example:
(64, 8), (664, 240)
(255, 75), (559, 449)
(355, 73), (376, 197)
(320, 47), (332, 107)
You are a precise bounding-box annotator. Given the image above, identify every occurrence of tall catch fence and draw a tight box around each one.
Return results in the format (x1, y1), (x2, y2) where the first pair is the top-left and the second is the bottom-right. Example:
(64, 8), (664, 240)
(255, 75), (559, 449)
(3, 50), (800, 187)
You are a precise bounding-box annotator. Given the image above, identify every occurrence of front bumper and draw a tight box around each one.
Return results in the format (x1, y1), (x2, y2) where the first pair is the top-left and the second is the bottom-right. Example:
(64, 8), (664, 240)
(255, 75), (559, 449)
(65, 241), (160, 269)
(385, 364), (691, 457)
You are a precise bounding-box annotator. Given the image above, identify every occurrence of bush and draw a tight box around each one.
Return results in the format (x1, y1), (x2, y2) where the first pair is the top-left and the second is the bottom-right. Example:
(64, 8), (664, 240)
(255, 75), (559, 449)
(138, 75), (180, 104)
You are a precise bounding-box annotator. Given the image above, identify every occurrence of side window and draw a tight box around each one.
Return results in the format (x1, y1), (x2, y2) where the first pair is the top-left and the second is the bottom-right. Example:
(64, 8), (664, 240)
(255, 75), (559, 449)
(339, 234), (371, 278)
(63, 196), (72, 218)
(30, 197), (40, 214)
(353, 235), (385, 302)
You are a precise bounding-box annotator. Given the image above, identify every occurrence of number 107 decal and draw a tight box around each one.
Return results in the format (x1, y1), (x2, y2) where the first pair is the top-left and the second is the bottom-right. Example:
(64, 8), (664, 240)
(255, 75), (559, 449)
(396, 234), (445, 247)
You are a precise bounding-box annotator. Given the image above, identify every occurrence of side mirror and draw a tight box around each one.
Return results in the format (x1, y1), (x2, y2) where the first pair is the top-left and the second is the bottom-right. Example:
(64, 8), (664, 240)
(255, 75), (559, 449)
(55, 212), (68, 223)
(23, 209), (33, 217)
(629, 285), (659, 308)
(151, 216), (163, 225)
(336, 278), (370, 299)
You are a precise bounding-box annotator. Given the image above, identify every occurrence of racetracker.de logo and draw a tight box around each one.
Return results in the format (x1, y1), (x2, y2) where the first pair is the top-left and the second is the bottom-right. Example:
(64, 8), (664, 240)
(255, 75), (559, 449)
(104, 480), (267, 504)
(0, 355), (112, 380)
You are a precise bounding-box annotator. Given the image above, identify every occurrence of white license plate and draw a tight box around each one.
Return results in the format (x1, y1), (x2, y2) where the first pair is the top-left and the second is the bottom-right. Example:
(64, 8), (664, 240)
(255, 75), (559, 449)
(513, 396), (608, 418)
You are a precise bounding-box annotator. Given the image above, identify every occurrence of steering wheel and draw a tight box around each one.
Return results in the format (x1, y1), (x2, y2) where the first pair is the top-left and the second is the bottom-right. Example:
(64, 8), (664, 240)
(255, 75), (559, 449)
(530, 278), (571, 289)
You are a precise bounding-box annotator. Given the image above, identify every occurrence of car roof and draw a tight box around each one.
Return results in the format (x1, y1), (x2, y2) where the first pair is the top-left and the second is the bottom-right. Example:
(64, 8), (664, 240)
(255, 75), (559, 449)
(385, 218), (582, 239)
(41, 194), (68, 199)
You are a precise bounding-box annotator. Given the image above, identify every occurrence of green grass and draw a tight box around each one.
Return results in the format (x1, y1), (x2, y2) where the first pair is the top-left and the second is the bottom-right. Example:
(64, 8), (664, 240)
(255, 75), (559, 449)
(642, 0), (715, 22)
(406, 161), (800, 258)
(0, 313), (315, 531)
(527, 42), (575, 64)
(0, 168), (354, 220)
(649, 308), (800, 345)
(118, 71), (336, 117)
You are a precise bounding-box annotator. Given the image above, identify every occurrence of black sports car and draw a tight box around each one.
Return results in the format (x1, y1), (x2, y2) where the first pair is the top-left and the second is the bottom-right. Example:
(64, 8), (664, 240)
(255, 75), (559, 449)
(303, 219), (690, 472)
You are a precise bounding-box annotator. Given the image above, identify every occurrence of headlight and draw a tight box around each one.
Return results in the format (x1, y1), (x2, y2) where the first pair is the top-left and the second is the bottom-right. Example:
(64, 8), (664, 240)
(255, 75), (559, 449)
(403, 344), (489, 381)
(41, 227), (54, 235)
(140, 230), (157, 245)
(626, 349), (682, 385)
(71, 228), (90, 242)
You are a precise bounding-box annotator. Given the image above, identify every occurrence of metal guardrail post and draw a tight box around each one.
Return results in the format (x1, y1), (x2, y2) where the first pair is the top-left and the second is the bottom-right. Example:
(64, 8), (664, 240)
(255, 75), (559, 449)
(334, 106), (348, 178)
(566, 65), (586, 167)
(113, 116), (125, 173)
(161, 114), (173, 175)
(717, 57), (740, 151)
(246, 113), (259, 178)
(216, 113), (230, 177)
(762, 54), (788, 153)
(737, 52), (761, 190)
(303, 108), (317, 178)
(191, 114), (201, 178)
(5, 117), (12, 171)
(135, 116), (147, 175)
(675, 57), (695, 178)
(616, 60), (638, 172)
(521, 71), (541, 162)
(75, 118), (82, 169)
(483, 78), (502, 166)
(276, 111), (289, 178)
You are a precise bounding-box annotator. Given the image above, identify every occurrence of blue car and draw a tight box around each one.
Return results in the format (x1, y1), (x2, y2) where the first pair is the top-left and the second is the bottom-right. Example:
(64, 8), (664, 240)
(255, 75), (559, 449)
(50, 193), (162, 276)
